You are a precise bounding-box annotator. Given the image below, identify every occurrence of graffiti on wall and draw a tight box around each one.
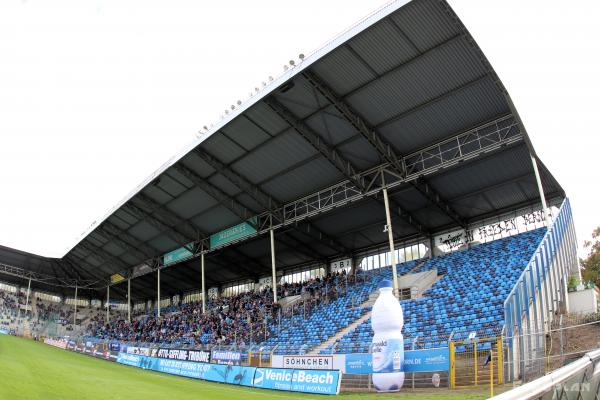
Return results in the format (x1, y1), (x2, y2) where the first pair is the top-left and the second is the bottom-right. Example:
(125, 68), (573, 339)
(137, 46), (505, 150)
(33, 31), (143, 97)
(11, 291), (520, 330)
(434, 208), (552, 255)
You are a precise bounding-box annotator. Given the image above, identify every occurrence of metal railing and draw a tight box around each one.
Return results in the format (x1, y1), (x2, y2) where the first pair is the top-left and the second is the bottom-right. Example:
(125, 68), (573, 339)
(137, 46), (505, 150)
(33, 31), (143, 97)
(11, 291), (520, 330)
(503, 198), (579, 383)
(491, 348), (600, 399)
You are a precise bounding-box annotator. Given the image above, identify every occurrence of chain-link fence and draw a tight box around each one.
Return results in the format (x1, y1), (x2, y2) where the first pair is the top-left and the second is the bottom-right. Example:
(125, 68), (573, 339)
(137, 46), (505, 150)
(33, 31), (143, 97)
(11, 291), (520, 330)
(501, 312), (600, 386)
(491, 348), (600, 400)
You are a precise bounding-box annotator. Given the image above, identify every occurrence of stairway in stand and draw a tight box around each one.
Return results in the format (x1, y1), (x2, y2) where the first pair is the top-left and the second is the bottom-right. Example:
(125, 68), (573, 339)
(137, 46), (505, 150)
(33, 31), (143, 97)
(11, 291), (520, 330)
(308, 293), (377, 355)
(308, 261), (431, 355)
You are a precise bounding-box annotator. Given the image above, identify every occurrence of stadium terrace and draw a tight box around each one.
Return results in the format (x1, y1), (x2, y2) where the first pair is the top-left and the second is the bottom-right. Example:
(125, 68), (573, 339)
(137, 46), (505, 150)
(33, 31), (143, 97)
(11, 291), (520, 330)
(0, 0), (591, 397)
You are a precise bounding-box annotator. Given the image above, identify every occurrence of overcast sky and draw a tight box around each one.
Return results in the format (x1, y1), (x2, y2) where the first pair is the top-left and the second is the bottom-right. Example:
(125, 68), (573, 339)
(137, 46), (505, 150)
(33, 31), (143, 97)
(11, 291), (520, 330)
(0, 0), (598, 259)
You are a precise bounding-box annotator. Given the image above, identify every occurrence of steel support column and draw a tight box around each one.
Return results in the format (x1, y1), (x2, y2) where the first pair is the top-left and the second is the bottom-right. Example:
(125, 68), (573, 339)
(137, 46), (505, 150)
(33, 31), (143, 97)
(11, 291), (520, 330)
(74, 284), (78, 326)
(383, 188), (399, 295)
(23, 277), (32, 322)
(530, 154), (552, 227)
(106, 285), (110, 323)
(270, 229), (277, 304)
(429, 236), (435, 259)
(157, 268), (161, 319)
(201, 253), (206, 314)
(127, 279), (131, 323)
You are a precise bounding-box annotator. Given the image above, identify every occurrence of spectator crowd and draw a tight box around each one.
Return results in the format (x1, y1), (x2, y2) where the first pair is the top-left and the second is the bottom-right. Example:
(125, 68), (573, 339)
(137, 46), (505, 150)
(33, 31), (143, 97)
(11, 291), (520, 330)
(89, 270), (357, 346)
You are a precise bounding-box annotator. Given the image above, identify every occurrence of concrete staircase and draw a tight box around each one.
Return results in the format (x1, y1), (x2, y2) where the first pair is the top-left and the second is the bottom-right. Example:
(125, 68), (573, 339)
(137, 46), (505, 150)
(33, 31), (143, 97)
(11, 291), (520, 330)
(408, 260), (427, 274)
(307, 261), (435, 355)
(307, 310), (373, 355)
(308, 290), (381, 355)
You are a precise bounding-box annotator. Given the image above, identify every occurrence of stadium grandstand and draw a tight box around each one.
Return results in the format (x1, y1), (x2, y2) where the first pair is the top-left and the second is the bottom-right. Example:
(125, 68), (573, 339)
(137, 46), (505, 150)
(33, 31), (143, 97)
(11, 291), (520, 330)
(1, 0), (592, 397)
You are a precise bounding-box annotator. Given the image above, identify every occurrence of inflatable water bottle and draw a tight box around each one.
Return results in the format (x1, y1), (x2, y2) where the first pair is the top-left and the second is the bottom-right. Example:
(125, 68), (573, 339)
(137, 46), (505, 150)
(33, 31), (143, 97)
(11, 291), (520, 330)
(371, 279), (405, 392)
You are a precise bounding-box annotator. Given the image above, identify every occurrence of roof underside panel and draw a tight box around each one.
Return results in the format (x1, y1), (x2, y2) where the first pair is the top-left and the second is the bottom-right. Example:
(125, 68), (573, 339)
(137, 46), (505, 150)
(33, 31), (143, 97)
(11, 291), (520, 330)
(230, 129), (319, 184)
(0, 0), (565, 299)
(261, 157), (344, 203)
(378, 77), (509, 154)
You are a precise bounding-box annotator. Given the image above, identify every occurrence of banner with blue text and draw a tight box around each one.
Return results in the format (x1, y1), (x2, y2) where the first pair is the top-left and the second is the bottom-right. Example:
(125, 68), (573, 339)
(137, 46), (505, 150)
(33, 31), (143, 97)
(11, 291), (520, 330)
(115, 353), (340, 394)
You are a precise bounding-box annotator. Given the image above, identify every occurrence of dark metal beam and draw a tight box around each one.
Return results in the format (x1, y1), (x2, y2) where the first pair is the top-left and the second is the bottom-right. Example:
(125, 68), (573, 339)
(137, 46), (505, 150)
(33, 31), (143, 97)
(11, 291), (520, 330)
(385, 197), (429, 236)
(123, 202), (194, 246)
(301, 70), (405, 175)
(95, 228), (150, 263)
(98, 222), (158, 259)
(411, 178), (467, 228)
(134, 193), (199, 241)
(194, 149), (350, 255)
(58, 258), (89, 282)
(194, 151), (275, 210)
(301, 69), (466, 229)
(78, 240), (130, 272)
(174, 163), (255, 220)
(264, 96), (365, 190)
(179, 156), (343, 260)
(64, 253), (107, 283)
(0, 260), (97, 289)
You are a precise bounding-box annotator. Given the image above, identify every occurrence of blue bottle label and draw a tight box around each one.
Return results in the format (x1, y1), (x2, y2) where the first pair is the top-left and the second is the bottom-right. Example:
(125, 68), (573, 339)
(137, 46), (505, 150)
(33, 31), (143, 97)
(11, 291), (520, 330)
(372, 337), (404, 373)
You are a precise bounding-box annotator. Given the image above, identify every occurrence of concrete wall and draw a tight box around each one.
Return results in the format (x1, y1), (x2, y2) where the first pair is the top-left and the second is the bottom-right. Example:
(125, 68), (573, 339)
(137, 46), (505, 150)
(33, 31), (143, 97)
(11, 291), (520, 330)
(398, 269), (437, 296)
(567, 289), (598, 315)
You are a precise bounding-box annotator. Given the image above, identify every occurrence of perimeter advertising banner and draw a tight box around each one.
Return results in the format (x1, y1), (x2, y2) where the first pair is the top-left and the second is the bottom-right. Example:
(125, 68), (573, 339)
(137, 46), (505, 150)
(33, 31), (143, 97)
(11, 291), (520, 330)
(344, 348), (449, 374)
(43, 338), (68, 349)
(152, 348), (211, 363)
(272, 350), (450, 374)
(403, 348), (450, 373)
(116, 353), (340, 395)
(282, 355), (334, 370)
(270, 355), (347, 370)
(252, 367), (341, 395)
(126, 346), (150, 356)
(211, 349), (242, 365)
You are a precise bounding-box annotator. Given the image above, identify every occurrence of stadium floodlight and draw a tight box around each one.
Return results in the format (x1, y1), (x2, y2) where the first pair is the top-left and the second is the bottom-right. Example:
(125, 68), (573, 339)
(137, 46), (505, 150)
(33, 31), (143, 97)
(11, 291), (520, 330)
(237, 100), (242, 105)
(283, 65), (288, 71)
(230, 105), (235, 110)
(299, 53), (305, 60)
(268, 76), (274, 81)
(225, 109), (229, 115)
(203, 126), (208, 131)
(289, 60), (295, 66)
(262, 81), (267, 87)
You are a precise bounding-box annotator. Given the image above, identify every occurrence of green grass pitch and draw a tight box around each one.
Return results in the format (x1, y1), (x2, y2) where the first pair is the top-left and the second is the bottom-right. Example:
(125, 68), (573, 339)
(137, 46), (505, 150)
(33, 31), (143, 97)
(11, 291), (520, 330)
(0, 335), (490, 400)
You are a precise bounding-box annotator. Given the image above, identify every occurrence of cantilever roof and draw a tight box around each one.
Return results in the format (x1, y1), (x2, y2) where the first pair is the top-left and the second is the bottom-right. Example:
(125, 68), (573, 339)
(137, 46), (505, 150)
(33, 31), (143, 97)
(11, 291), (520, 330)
(0, 0), (564, 300)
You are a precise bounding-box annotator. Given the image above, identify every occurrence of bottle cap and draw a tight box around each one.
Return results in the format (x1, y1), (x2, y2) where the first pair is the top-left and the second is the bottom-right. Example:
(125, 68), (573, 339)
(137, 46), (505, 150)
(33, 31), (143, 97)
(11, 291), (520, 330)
(378, 279), (393, 289)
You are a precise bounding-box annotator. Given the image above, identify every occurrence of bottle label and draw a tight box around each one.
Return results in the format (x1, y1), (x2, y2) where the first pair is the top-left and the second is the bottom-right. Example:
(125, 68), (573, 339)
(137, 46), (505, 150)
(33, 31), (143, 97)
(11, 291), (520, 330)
(372, 337), (404, 373)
